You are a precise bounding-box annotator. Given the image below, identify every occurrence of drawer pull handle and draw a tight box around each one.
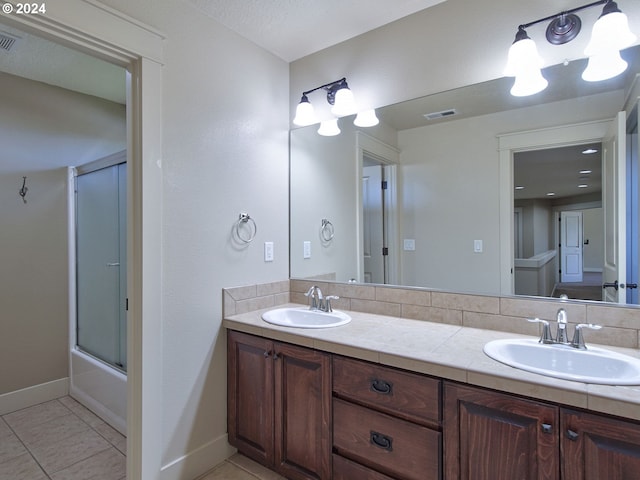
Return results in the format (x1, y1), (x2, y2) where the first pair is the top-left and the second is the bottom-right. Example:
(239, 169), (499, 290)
(370, 379), (393, 395)
(566, 429), (579, 441)
(370, 431), (393, 451)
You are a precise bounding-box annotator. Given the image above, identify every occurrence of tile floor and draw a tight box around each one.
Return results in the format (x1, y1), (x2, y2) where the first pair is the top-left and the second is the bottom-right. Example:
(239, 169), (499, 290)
(197, 454), (286, 480)
(0, 396), (284, 480)
(0, 396), (126, 480)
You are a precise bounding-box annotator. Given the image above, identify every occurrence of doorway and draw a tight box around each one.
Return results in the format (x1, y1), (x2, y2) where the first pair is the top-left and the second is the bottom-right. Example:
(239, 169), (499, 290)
(356, 132), (400, 284)
(0, 5), (165, 477)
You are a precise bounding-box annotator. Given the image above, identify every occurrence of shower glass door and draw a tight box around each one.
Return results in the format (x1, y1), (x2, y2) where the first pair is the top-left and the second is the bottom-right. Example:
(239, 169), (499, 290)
(76, 162), (127, 371)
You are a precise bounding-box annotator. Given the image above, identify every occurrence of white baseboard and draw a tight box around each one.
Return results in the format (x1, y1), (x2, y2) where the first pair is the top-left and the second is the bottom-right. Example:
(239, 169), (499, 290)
(0, 378), (69, 415)
(160, 434), (236, 480)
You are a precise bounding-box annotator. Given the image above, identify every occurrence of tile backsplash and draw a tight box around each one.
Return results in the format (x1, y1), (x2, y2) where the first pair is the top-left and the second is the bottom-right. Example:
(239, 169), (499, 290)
(223, 279), (640, 350)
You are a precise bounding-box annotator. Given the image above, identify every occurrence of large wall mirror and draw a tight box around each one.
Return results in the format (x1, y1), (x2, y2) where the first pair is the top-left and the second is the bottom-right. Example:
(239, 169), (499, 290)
(290, 45), (640, 307)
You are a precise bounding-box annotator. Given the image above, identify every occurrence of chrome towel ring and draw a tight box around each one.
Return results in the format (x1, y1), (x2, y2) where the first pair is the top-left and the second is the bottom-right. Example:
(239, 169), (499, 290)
(320, 218), (334, 242)
(236, 213), (257, 243)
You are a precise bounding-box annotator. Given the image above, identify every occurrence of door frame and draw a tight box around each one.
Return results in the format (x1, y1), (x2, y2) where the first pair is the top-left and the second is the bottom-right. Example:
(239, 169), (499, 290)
(355, 132), (400, 284)
(2, 4), (165, 478)
(498, 120), (613, 295)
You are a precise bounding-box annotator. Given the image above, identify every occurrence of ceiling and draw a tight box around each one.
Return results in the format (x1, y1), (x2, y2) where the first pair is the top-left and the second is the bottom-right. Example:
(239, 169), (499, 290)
(185, 0), (445, 62)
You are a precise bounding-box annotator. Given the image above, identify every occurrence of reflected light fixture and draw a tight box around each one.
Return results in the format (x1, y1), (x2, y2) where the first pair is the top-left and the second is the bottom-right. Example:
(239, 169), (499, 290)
(317, 118), (341, 136)
(293, 77), (379, 135)
(505, 0), (637, 96)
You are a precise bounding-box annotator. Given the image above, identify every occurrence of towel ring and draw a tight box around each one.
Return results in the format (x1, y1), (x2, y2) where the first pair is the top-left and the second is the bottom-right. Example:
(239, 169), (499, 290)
(320, 218), (334, 242)
(236, 213), (257, 243)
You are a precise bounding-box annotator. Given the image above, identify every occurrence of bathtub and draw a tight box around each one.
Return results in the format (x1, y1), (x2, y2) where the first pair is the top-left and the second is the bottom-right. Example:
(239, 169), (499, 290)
(69, 348), (127, 435)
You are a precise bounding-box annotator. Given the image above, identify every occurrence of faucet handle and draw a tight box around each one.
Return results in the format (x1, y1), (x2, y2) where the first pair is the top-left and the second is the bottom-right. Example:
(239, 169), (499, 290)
(304, 285), (319, 309)
(571, 323), (603, 349)
(527, 318), (553, 344)
(324, 295), (339, 312)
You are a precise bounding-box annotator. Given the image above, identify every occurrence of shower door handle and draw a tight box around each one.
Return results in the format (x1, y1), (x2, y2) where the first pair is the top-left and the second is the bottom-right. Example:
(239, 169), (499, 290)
(106, 262), (120, 267)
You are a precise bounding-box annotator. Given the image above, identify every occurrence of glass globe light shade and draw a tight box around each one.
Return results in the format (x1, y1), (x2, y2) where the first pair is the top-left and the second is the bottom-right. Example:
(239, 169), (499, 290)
(317, 118), (341, 136)
(354, 109), (379, 127)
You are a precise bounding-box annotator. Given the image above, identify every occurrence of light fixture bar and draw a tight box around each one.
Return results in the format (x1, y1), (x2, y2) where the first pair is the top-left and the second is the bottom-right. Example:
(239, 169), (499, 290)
(518, 0), (608, 31)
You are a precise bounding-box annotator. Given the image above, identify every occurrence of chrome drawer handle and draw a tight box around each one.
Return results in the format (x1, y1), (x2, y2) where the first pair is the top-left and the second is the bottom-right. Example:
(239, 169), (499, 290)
(370, 379), (393, 395)
(370, 431), (393, 451)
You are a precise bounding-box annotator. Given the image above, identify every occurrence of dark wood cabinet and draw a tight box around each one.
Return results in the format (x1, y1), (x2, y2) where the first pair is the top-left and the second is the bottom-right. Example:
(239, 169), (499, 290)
(227, 331), (331, 480)
(444, 382), (560, 480)
(228, 329), (640, 480)
(561, 408), (640, 480)
(332, 355), (442, 480)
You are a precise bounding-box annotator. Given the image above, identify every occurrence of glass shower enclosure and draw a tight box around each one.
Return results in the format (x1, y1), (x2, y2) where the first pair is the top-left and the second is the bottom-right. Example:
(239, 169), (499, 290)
(75, 162), (127, 371)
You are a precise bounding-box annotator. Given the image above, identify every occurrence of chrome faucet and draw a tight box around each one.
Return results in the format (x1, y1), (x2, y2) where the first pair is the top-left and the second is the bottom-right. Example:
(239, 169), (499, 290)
(527, 308), (602, 349)
(555, 308), (569, 343)
(304, 285), (339, 312)
(304, 285), (323, 310)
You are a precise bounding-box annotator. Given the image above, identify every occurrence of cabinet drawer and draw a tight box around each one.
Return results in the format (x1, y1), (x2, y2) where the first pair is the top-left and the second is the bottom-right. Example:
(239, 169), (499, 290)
(333, 398), (441, 480)
(333, 454), (396, 480)
(333, 355), (440, 425)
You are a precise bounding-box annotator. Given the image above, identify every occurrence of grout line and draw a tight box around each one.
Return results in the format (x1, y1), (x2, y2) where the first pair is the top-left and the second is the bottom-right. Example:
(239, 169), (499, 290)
(0, 396), (126, 479)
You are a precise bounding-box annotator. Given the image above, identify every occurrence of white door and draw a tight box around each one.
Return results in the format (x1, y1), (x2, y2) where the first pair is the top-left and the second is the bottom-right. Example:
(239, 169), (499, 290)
(602, 112), (627, 304)
(560, 211), (583, 283)
(362, 165), (385, 283)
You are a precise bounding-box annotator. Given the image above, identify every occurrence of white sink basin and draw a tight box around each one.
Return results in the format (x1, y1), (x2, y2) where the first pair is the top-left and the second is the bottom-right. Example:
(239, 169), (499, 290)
(483, 338), (640, 385)
(262, 307), (351, 329)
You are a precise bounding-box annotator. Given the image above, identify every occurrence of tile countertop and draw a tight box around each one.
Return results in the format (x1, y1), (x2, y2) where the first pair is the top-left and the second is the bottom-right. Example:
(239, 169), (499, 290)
(223, 303), (640, 422)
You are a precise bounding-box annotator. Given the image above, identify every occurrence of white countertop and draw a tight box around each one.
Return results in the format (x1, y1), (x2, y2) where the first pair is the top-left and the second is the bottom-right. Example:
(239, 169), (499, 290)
(224, 303), (640, 421)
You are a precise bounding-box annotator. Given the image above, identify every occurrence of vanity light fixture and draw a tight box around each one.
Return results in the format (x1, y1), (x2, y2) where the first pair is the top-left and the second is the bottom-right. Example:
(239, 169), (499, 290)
(505, 0), (637, 96)
(293, 77), (379, 133)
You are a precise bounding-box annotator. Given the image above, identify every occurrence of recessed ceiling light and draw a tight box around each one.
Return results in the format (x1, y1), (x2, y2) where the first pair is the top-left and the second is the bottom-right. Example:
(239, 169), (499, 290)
(579, 169), (592, 174)
(515, 185), (525, 190)
(582, 148), (598, 154)
(546, 192), (556, 196)
(578, 184), (588, 188)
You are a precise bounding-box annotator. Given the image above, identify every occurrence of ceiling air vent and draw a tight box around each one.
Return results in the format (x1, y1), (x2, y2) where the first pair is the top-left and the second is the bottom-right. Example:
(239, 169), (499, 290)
(423, 108), (458, 120)
(0, 32), (20, 52)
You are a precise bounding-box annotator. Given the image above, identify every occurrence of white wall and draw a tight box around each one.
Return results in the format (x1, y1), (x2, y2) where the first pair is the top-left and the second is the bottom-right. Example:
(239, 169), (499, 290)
(94, 1), (290, 477)
(0, 73), (126, 395)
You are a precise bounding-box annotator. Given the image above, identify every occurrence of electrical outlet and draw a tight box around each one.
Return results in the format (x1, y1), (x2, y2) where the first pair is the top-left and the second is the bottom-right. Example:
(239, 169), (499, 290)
(303, 241), (311, 259)
(264, 242), (274, 262)
(403, 239), (416, 251)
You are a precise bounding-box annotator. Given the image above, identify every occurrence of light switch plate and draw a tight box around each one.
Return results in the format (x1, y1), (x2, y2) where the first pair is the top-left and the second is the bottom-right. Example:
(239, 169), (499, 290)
(403, 239), (416, 251)
(474, 239), (483, 253)
(264, 242), (274, 262)
(303, 241), (311, 259)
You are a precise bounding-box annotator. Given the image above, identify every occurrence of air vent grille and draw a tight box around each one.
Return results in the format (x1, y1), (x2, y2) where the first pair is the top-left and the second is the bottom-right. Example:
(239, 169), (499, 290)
(423, 108), (458, 120)
(0, 32), (20, 52)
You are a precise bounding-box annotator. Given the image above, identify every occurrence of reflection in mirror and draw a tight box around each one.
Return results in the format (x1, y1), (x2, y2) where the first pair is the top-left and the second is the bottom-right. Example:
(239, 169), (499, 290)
(290, 45), (640, 306)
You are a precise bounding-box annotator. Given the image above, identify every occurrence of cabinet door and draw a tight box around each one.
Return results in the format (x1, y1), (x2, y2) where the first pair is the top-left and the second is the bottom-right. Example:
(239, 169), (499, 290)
(444, 383), (559, 480)
(561, 409), (640, 480)
(227, 331), (274, 466)
(273, 342), (331, 480)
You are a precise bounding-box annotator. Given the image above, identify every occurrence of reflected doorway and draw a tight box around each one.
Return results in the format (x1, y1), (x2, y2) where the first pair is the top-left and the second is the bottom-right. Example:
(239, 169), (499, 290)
(513, 142), (603, 299)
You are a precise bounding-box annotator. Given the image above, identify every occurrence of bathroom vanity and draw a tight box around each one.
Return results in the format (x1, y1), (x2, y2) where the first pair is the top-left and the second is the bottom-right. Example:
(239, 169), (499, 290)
(225, 303), (640, 480)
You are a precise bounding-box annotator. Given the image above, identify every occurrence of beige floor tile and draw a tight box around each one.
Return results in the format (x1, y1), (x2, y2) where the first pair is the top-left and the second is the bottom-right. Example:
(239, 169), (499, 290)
(50, 447), (125, 480)
(59, 396), (106, 428)
(227, 454), (286, 480)
(0, 419), (28, 465)
(0, 452), (48, 480)
(3, 399), (69, 432)
(15, 412), (90, 447)
(198, 461), (259, 480)
(94, 422), (127, 454)
(29, 427), (111, 474)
